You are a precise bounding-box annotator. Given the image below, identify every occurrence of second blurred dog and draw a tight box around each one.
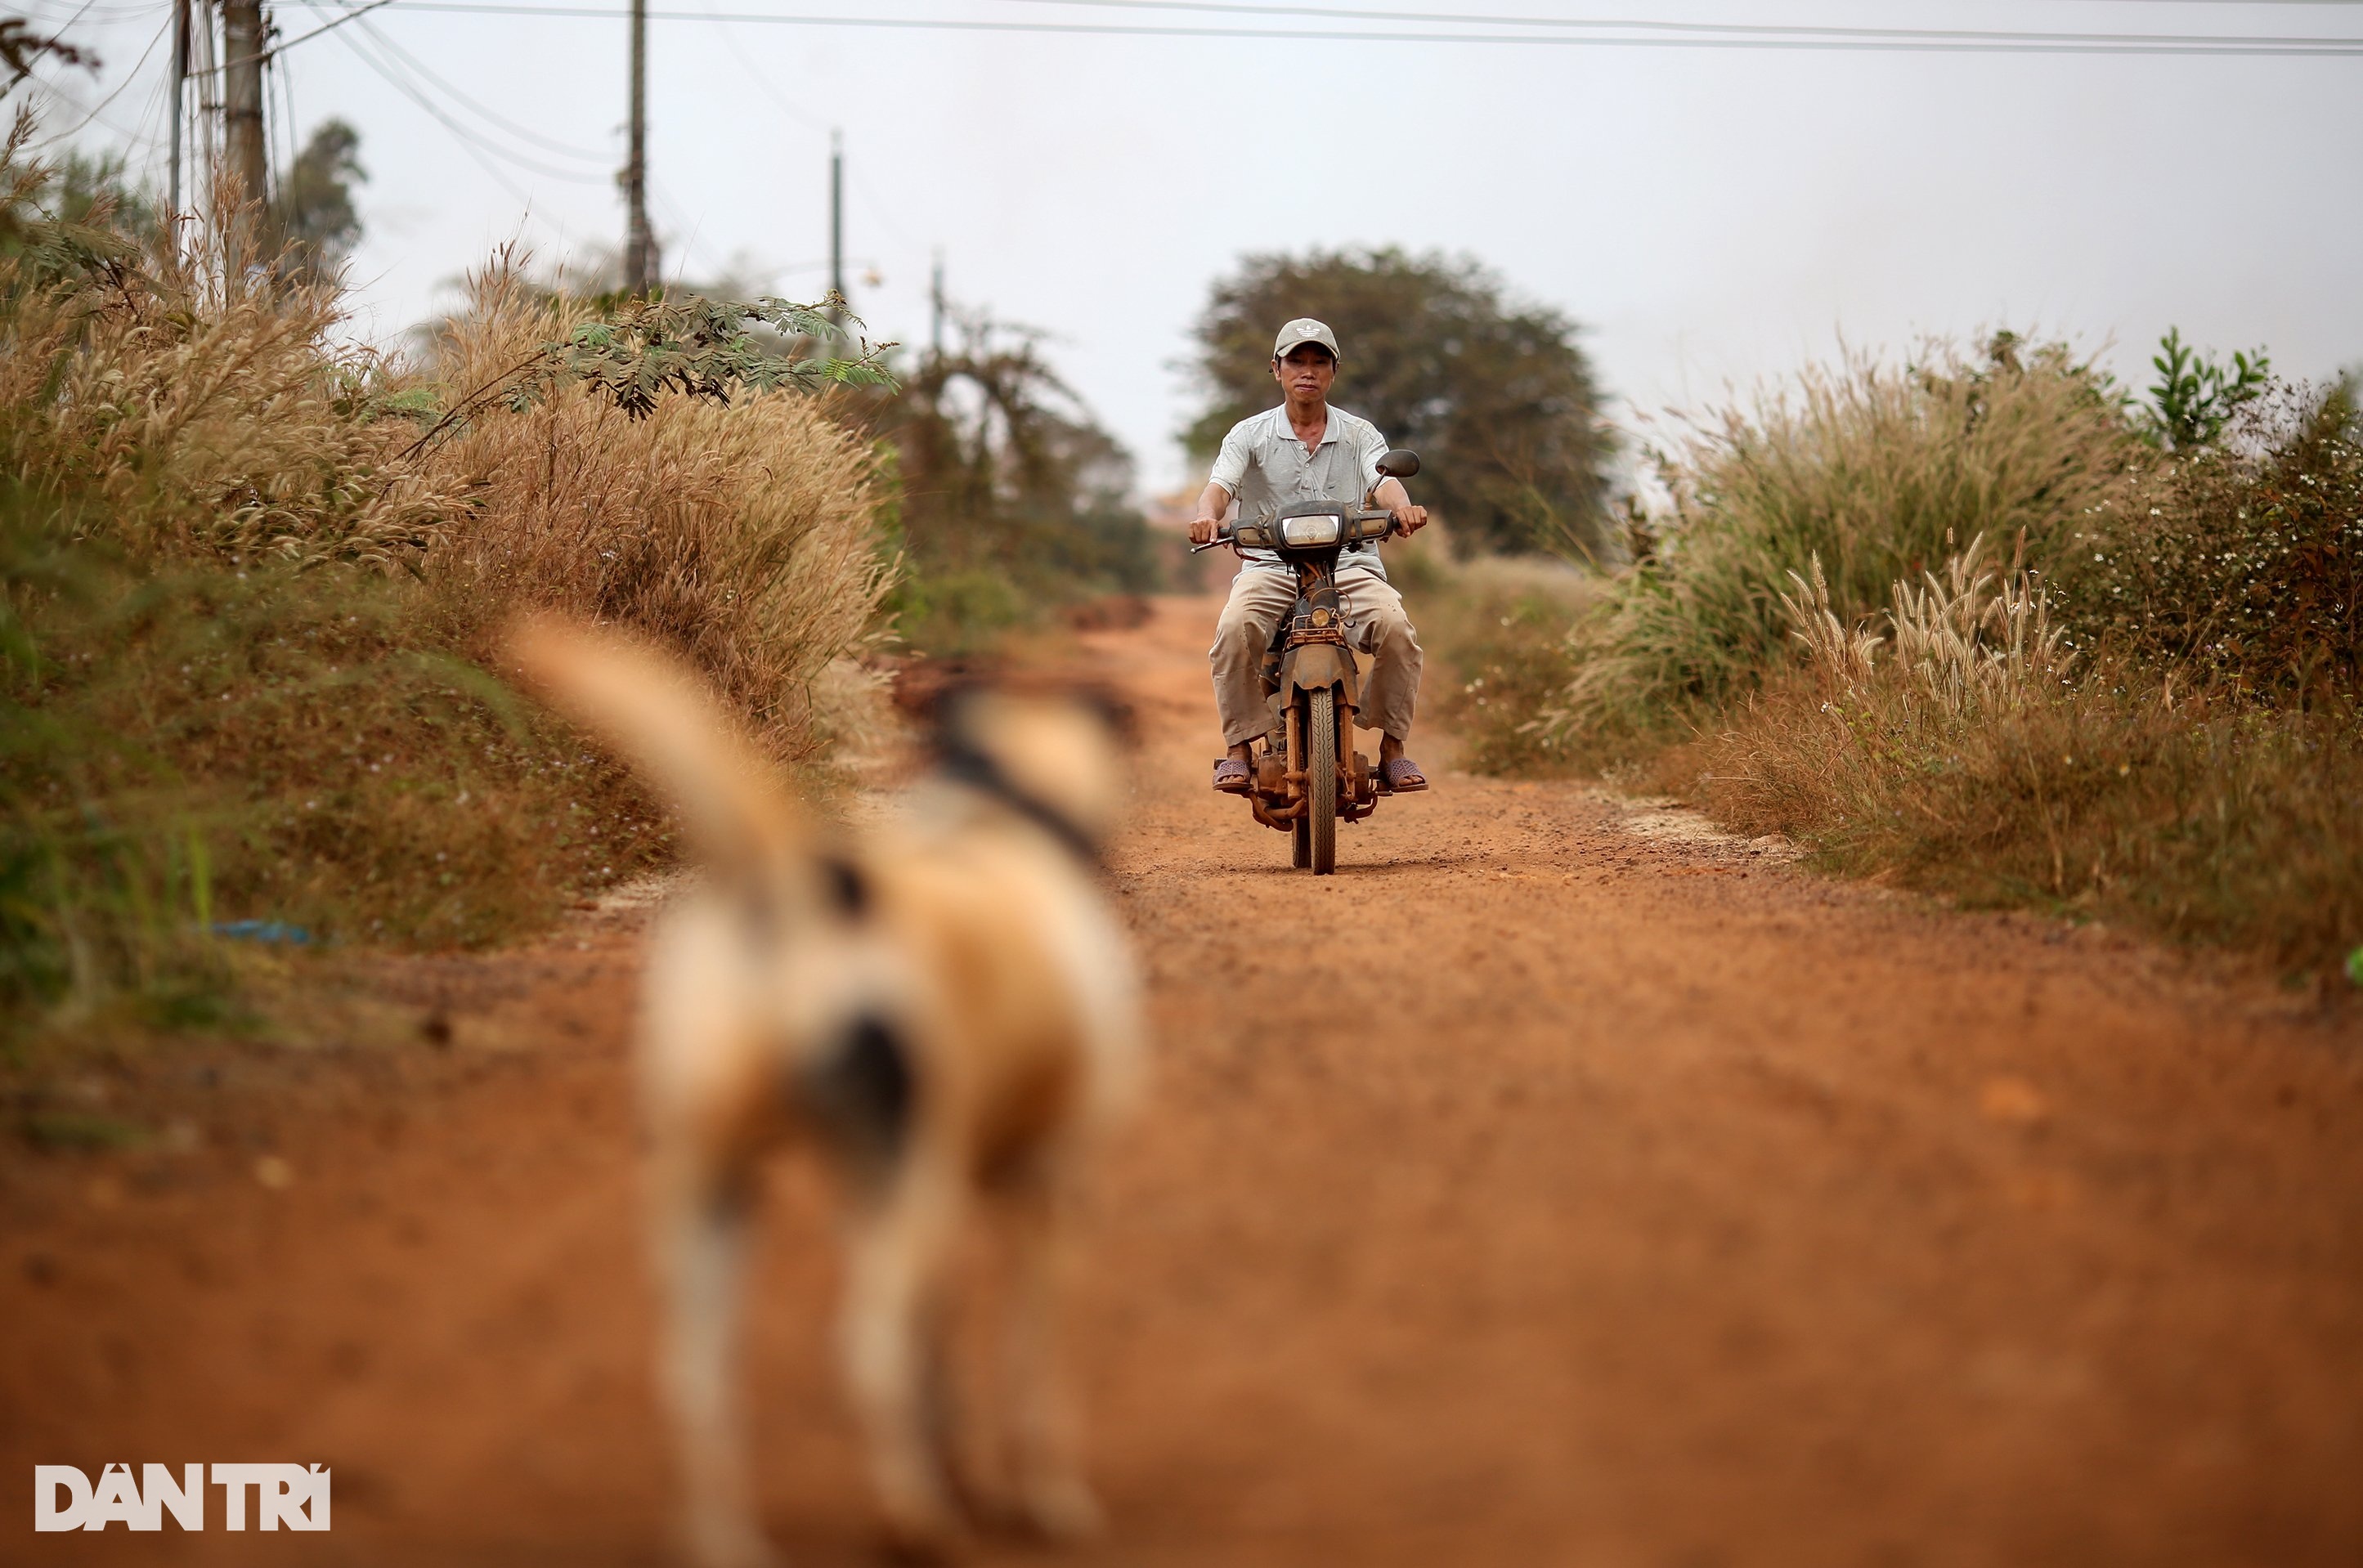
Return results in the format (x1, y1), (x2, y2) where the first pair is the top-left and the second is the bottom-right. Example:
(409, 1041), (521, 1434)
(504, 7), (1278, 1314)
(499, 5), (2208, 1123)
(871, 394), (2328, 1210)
(509, 620), (1143, 1567)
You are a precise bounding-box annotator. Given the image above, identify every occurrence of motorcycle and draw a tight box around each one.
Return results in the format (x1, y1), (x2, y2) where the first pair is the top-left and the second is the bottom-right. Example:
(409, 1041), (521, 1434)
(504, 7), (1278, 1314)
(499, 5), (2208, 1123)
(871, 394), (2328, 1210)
(1193, 449), (1421, 876)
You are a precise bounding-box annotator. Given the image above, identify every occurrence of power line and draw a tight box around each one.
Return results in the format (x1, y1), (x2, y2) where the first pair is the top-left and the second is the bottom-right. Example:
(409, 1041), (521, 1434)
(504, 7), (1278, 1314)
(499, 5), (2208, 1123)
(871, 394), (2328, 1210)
(273, 35), (303, 206)
(26, 14), (173, 146)
(266, 0), (401, 62)
(277, 2), (2363, 55)
(325, 22), (540, 197)
(346, 7), (610, 159)
(325, 7), (612, 181)
(715, 18), (828, 131)
(14, 0), (166, 25)
(1002, 0), (2363, 48)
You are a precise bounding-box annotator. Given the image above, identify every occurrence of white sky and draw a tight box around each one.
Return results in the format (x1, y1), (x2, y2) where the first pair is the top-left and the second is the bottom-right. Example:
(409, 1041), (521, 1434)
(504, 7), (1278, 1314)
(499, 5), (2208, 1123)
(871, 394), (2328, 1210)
(22, 1), (2363, 495)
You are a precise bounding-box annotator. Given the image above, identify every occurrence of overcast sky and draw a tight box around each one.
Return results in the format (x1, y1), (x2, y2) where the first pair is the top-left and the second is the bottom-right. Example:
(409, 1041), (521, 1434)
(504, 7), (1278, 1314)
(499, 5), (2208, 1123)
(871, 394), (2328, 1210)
(23, 0), (2363, 494)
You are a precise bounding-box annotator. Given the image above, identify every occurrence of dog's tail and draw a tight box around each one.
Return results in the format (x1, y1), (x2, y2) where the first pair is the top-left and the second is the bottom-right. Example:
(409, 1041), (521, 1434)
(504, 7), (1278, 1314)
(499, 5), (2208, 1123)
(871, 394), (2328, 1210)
(504, 615), (808, 876)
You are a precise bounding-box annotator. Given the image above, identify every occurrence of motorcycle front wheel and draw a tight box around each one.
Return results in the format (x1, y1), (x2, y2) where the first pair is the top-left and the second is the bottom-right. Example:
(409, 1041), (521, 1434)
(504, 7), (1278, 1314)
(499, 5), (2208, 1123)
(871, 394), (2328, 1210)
(1304, 688), (1338, 875)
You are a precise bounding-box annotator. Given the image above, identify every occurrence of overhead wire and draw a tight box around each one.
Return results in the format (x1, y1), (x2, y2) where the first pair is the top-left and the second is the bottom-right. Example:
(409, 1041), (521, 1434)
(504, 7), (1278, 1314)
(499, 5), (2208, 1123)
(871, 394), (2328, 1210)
(27, 12), (173, 146)
(266, 2), (2363, 56)
(266, 0), (402, 60)
(116, 29), (174, 181)
(998, 0), (2363, 49)
(323, 5), (610, 182)
(273, 22), (302, 204)
(344, 8), (612, 160)
(21, 0), (112, 35)
(325, 22), (535, 198)
(16, 2), (171, 23)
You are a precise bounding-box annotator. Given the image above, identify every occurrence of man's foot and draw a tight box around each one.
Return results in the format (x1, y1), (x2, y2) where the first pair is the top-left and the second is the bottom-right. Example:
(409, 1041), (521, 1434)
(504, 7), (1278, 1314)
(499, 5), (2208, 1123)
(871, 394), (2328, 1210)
(1380, 756), (1428, 793)
(1212, 758), (1253, 794)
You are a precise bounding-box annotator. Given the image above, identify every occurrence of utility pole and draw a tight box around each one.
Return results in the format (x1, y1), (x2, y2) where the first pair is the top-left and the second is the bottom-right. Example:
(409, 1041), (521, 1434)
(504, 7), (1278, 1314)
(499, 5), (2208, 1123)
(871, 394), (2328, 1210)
(222, 0), (268, 217)
(621, 0), (657, 294)
(930, 249), (944, 361)
(168, 0), (188, 216)
(827, 128), (845, 336)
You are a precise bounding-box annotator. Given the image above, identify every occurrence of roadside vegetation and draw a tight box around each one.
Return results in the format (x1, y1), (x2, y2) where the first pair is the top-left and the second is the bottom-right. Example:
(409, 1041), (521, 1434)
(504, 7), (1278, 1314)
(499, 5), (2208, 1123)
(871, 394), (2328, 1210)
(1465, 330), (2361, 981)
(1, 123), (894, 1043)
(867, 311), (1159, 652)
(1385, 530), (1597, 777)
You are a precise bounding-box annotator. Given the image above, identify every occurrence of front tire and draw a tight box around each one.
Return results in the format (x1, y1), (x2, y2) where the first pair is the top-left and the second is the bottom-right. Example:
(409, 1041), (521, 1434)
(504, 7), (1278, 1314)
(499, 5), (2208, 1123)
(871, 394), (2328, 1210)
(1306, 688), (1338, 875)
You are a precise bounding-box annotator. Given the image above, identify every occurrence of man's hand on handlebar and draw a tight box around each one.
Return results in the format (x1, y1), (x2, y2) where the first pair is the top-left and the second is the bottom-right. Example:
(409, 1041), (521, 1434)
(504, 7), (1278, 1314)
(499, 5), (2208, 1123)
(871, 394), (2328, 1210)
(1390, 502), (1430, 537)
(1188, 516), (1224, 547)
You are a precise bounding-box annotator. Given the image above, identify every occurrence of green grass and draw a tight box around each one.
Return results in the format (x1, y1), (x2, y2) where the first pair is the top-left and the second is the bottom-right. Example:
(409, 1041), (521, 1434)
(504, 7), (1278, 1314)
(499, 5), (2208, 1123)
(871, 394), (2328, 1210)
(1404, 541), (1598, 776)
(1458, 335), (2363, 979)
(1549, 337), (2133, 764)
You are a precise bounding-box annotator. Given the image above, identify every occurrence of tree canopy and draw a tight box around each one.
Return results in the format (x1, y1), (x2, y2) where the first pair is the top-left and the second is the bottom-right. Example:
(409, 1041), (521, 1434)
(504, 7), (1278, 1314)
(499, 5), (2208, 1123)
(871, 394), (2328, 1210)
(867, 311), (1156, 646)
(1186, 247), (1615, 557)
(276, 119), (365, 279)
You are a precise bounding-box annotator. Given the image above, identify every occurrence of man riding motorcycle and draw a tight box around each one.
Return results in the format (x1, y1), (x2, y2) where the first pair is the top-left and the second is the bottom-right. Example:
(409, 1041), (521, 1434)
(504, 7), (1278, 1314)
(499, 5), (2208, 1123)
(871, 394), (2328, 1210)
(1187, 318), (1432, 795)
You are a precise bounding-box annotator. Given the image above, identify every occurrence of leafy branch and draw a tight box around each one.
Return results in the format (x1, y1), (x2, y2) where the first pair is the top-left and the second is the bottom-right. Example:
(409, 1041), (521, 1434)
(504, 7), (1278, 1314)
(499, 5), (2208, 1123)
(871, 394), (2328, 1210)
(400, 291), (897, 459)
(2141, 326), (2269, 451)
(2, 18), (96, 98)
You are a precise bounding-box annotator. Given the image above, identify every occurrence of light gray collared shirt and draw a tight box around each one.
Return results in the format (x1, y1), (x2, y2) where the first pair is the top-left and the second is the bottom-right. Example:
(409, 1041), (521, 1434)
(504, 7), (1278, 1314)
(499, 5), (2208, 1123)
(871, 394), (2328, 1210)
(1208, 403), (1392, 576)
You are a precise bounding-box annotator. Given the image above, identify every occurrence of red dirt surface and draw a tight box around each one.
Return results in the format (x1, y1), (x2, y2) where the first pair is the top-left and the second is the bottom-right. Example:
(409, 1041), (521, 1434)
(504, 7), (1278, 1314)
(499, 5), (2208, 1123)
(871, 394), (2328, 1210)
(7, 597), (2361, 1566)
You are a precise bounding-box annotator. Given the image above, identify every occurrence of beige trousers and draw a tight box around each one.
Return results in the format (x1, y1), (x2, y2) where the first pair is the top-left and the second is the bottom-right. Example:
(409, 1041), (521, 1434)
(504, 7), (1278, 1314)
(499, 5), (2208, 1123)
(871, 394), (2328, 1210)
(1208, 562), (1423, 747)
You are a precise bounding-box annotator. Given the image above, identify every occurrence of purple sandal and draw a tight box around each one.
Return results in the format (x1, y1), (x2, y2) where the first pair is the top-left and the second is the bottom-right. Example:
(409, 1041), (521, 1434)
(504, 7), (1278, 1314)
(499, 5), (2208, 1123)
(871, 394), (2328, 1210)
(1381, 757), (1429, 793)
(1212, 758), (1253, 795)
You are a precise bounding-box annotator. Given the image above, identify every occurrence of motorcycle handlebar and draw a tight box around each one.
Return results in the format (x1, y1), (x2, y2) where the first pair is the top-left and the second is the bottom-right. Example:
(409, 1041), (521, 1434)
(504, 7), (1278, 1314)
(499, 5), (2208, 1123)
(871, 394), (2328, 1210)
(1189, 509), (1397, 553)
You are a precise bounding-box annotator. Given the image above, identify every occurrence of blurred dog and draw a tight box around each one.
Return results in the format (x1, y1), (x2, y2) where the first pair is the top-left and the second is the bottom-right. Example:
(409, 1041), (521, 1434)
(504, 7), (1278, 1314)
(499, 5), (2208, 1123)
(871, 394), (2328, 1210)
(508, 619), (1144, 1567)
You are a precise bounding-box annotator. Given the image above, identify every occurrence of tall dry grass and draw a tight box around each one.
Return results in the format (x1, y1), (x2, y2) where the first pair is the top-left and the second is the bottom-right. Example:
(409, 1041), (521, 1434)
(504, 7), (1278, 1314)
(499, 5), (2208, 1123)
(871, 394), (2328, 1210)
(1552, 338), (2133, 759)
(1389, 528), (1601, 775)
(2, 128), (893, 1038)
(1697, 541), (2361, 972)
(415, 261), (890, 755)
(1475, 328), (2361, 978)
(0, 149), (456, 570)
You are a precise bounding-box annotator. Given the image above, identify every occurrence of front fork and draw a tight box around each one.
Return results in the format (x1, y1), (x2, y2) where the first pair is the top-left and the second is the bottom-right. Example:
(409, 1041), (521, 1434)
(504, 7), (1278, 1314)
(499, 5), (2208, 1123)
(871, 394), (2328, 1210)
(1247, 558), (1379, 830)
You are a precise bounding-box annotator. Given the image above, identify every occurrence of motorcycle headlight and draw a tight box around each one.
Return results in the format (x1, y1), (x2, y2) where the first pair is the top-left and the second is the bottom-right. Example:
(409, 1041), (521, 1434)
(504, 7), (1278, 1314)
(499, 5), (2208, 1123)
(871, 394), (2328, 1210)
(1280, 513), (1343, 546)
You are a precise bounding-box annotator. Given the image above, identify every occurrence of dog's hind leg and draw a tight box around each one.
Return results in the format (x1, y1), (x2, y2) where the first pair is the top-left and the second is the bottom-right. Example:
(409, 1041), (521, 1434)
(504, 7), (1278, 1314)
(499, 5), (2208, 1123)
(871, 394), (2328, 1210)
(653, 1156), (776, 1568)
(840, 1157), (966, 1554)
(998, 1158), (1102, 1541)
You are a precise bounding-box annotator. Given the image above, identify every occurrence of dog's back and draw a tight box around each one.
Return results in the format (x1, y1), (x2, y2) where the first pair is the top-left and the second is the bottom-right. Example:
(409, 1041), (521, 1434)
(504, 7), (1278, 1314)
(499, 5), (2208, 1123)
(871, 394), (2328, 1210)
(885, 685), (1143, 1163)
(507, 619), (1141, 1563)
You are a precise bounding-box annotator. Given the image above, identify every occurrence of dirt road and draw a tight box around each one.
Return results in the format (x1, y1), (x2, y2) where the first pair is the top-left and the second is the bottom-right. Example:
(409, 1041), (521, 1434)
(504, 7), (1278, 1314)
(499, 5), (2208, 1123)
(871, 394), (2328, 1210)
(8, 597), (2362, 1566)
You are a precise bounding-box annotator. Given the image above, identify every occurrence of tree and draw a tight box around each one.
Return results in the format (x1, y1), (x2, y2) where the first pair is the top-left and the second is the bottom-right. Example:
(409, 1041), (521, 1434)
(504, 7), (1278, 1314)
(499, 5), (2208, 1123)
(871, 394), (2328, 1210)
(1186, 247), (1615, 557)
(1, 18), (95, 97)
(2140, 326), (2269, 451)
(874, 311), (1156, 611)
(276, 119), (364, 279)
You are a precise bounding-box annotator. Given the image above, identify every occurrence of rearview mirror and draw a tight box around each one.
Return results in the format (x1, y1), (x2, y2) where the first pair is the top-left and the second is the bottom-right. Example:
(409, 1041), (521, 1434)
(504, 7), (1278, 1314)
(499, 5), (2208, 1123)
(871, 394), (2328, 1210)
(1376, 449), (1420, 479)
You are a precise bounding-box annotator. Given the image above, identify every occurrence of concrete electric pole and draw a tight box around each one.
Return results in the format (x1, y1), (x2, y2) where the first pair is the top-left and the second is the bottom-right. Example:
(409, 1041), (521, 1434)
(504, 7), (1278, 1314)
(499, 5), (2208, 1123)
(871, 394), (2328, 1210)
(931, 249), (948, 361)
(222, 0), (268, 216)
(827, 128), (845, 336)
(168, 0), (189, 216)
(621, 0), (658, 294)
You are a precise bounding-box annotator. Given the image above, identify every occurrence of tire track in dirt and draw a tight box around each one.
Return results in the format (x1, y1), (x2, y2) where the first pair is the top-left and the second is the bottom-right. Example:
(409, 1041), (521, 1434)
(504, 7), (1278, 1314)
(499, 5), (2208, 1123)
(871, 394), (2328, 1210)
(6, 595), (2361, 1566)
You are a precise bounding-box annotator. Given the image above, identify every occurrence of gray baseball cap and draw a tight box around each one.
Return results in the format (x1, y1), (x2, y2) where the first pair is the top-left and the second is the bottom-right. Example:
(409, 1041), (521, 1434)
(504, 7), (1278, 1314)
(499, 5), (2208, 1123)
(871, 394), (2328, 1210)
(1272, 317), (1340, 361)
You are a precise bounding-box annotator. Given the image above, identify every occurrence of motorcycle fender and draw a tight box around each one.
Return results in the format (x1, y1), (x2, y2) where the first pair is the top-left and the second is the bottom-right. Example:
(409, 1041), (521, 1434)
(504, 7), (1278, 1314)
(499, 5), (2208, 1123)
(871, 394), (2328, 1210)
(1282, 643), (1357, 705)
